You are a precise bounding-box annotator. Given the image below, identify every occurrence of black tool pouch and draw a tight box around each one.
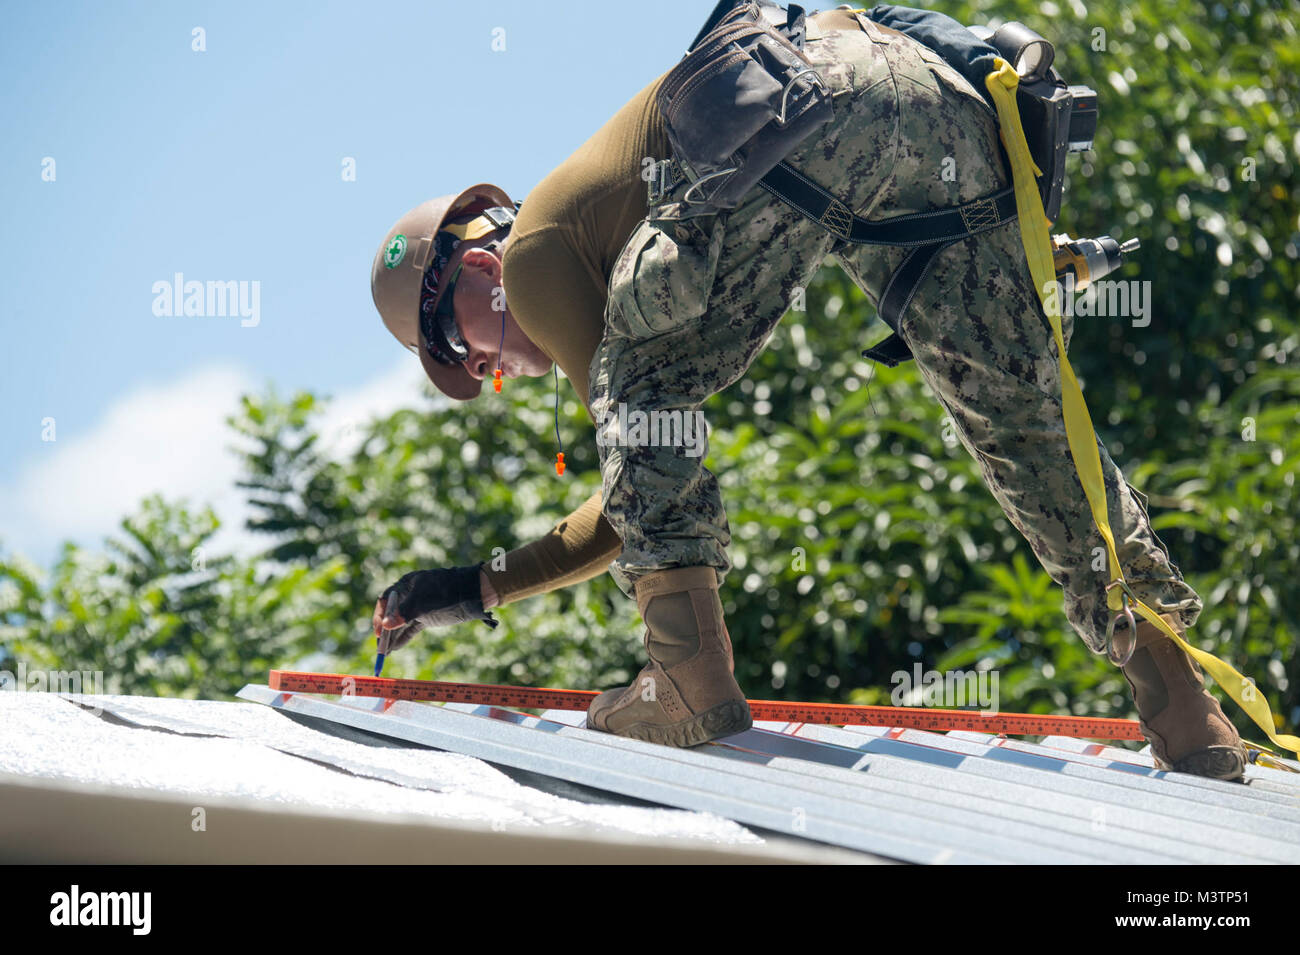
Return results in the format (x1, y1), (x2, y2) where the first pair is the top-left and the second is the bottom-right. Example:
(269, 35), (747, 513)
(657, 0), (834, 215)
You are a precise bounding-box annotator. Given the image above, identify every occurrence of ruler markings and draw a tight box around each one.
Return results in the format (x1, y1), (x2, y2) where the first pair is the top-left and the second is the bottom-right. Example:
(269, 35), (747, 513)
(269, 670), (1143, 741)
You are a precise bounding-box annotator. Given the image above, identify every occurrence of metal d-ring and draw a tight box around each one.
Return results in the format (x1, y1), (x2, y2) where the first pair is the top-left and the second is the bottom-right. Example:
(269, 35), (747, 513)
(683, 167), (738, 205)
(775, 68), (828, 126)
(1104, 579), (1139, 667)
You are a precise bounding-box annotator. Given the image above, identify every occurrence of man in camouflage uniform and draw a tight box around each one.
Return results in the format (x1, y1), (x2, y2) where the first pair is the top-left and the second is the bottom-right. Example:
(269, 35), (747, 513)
(584, 10), (1246, 776)
(369, 7), (1246, 777)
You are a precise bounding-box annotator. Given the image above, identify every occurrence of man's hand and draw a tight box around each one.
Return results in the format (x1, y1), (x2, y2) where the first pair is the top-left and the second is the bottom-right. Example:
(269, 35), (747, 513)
(372, 564), (499, 656)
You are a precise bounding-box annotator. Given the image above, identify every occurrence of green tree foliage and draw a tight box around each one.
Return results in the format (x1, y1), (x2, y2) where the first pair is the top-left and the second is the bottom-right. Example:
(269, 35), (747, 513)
(1, 0), (1296, 744)
(0, 496), (349, 698)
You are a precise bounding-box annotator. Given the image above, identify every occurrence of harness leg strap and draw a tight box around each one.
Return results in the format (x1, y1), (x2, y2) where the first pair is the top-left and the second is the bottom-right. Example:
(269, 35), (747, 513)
(861, 238), (958, 366)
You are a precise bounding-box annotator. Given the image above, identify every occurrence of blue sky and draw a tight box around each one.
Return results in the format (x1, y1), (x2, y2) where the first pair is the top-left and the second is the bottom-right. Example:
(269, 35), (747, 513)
(0, 0), (708, 565)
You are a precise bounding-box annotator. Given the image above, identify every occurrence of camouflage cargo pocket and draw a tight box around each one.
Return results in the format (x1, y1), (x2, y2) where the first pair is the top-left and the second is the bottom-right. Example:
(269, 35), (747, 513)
(606, 215), (724, 342)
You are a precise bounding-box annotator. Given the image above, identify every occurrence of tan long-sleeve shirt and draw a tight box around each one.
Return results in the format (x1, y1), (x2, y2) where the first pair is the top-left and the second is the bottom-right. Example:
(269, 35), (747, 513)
(485, 72), (671, 604)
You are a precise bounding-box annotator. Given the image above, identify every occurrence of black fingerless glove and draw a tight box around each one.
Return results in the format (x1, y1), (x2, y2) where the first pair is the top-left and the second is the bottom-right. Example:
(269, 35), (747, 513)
(377, 564), (498, 653)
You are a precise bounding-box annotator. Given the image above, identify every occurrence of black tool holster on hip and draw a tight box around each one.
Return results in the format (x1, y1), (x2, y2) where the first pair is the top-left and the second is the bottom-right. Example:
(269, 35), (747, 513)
(656, 0), (835, 216)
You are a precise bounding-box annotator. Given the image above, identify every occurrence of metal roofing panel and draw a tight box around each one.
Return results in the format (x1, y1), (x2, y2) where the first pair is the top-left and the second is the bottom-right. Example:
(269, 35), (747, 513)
(446, 702), (1147, 864)
(541, 709), (1288, 864)
(234, 687), (1300, 863)
(238, 685), (1094, 863)
(511, 708), (1197, 862)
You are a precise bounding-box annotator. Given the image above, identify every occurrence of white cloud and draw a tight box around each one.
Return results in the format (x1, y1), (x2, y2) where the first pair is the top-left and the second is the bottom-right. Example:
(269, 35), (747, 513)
(315, 355), (434, 459)
(0, 356), (434, 568)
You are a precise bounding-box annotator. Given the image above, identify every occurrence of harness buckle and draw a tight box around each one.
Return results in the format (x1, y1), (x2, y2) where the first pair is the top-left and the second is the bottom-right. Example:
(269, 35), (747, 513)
(647, 159), (682, 206)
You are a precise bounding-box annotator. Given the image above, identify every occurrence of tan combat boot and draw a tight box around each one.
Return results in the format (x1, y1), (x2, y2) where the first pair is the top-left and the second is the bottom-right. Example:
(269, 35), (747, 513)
(1120, 613), (1247, 780)
(586, 566), (752, 746)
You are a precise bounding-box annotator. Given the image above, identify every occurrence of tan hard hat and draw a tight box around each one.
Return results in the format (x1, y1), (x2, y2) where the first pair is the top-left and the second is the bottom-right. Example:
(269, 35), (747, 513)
(371, 183), (517, 401)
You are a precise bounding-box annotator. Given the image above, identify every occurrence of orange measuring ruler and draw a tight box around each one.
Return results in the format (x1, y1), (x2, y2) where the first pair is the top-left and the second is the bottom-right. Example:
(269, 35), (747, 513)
(268, 670), (1144, 741)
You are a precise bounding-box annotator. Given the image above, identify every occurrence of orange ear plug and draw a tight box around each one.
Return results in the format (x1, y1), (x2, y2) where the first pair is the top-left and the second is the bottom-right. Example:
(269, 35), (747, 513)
(493, 368), (503, 393)
(555, 452), (565, 475)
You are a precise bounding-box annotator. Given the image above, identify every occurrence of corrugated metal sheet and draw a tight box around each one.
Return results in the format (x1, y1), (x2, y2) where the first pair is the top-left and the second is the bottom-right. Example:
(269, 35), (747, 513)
(546, 709), (1300, 863)
(234, 685), (1300, 863)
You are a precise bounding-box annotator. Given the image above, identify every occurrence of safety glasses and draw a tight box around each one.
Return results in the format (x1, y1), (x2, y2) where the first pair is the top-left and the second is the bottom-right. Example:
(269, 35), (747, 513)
(420, 261), (469, 366)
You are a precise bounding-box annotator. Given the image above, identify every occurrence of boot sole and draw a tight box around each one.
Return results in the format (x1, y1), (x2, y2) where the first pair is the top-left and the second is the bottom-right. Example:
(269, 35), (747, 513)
(587, 699), (752, 748)
(1168, 745), (1247, 782)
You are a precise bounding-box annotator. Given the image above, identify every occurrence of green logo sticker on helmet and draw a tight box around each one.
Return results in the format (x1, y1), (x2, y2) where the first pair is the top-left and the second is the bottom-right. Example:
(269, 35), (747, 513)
(383, 234), (407, 269)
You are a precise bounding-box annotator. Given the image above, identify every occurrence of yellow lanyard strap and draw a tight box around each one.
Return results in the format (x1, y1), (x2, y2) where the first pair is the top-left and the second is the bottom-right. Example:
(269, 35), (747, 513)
(983, 59), (1299, 758)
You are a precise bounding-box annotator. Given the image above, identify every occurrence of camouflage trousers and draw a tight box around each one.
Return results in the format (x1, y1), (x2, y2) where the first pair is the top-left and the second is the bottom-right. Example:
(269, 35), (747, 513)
(588, 12), (1201, 654)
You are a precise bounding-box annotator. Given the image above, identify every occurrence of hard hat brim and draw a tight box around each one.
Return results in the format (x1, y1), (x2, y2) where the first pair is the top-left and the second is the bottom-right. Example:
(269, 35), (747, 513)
(418, 342), (484, 401)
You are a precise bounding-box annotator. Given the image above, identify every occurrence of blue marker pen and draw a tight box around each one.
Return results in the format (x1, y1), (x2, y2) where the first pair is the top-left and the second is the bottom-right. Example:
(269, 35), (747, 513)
(376, 592), (397, 677)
